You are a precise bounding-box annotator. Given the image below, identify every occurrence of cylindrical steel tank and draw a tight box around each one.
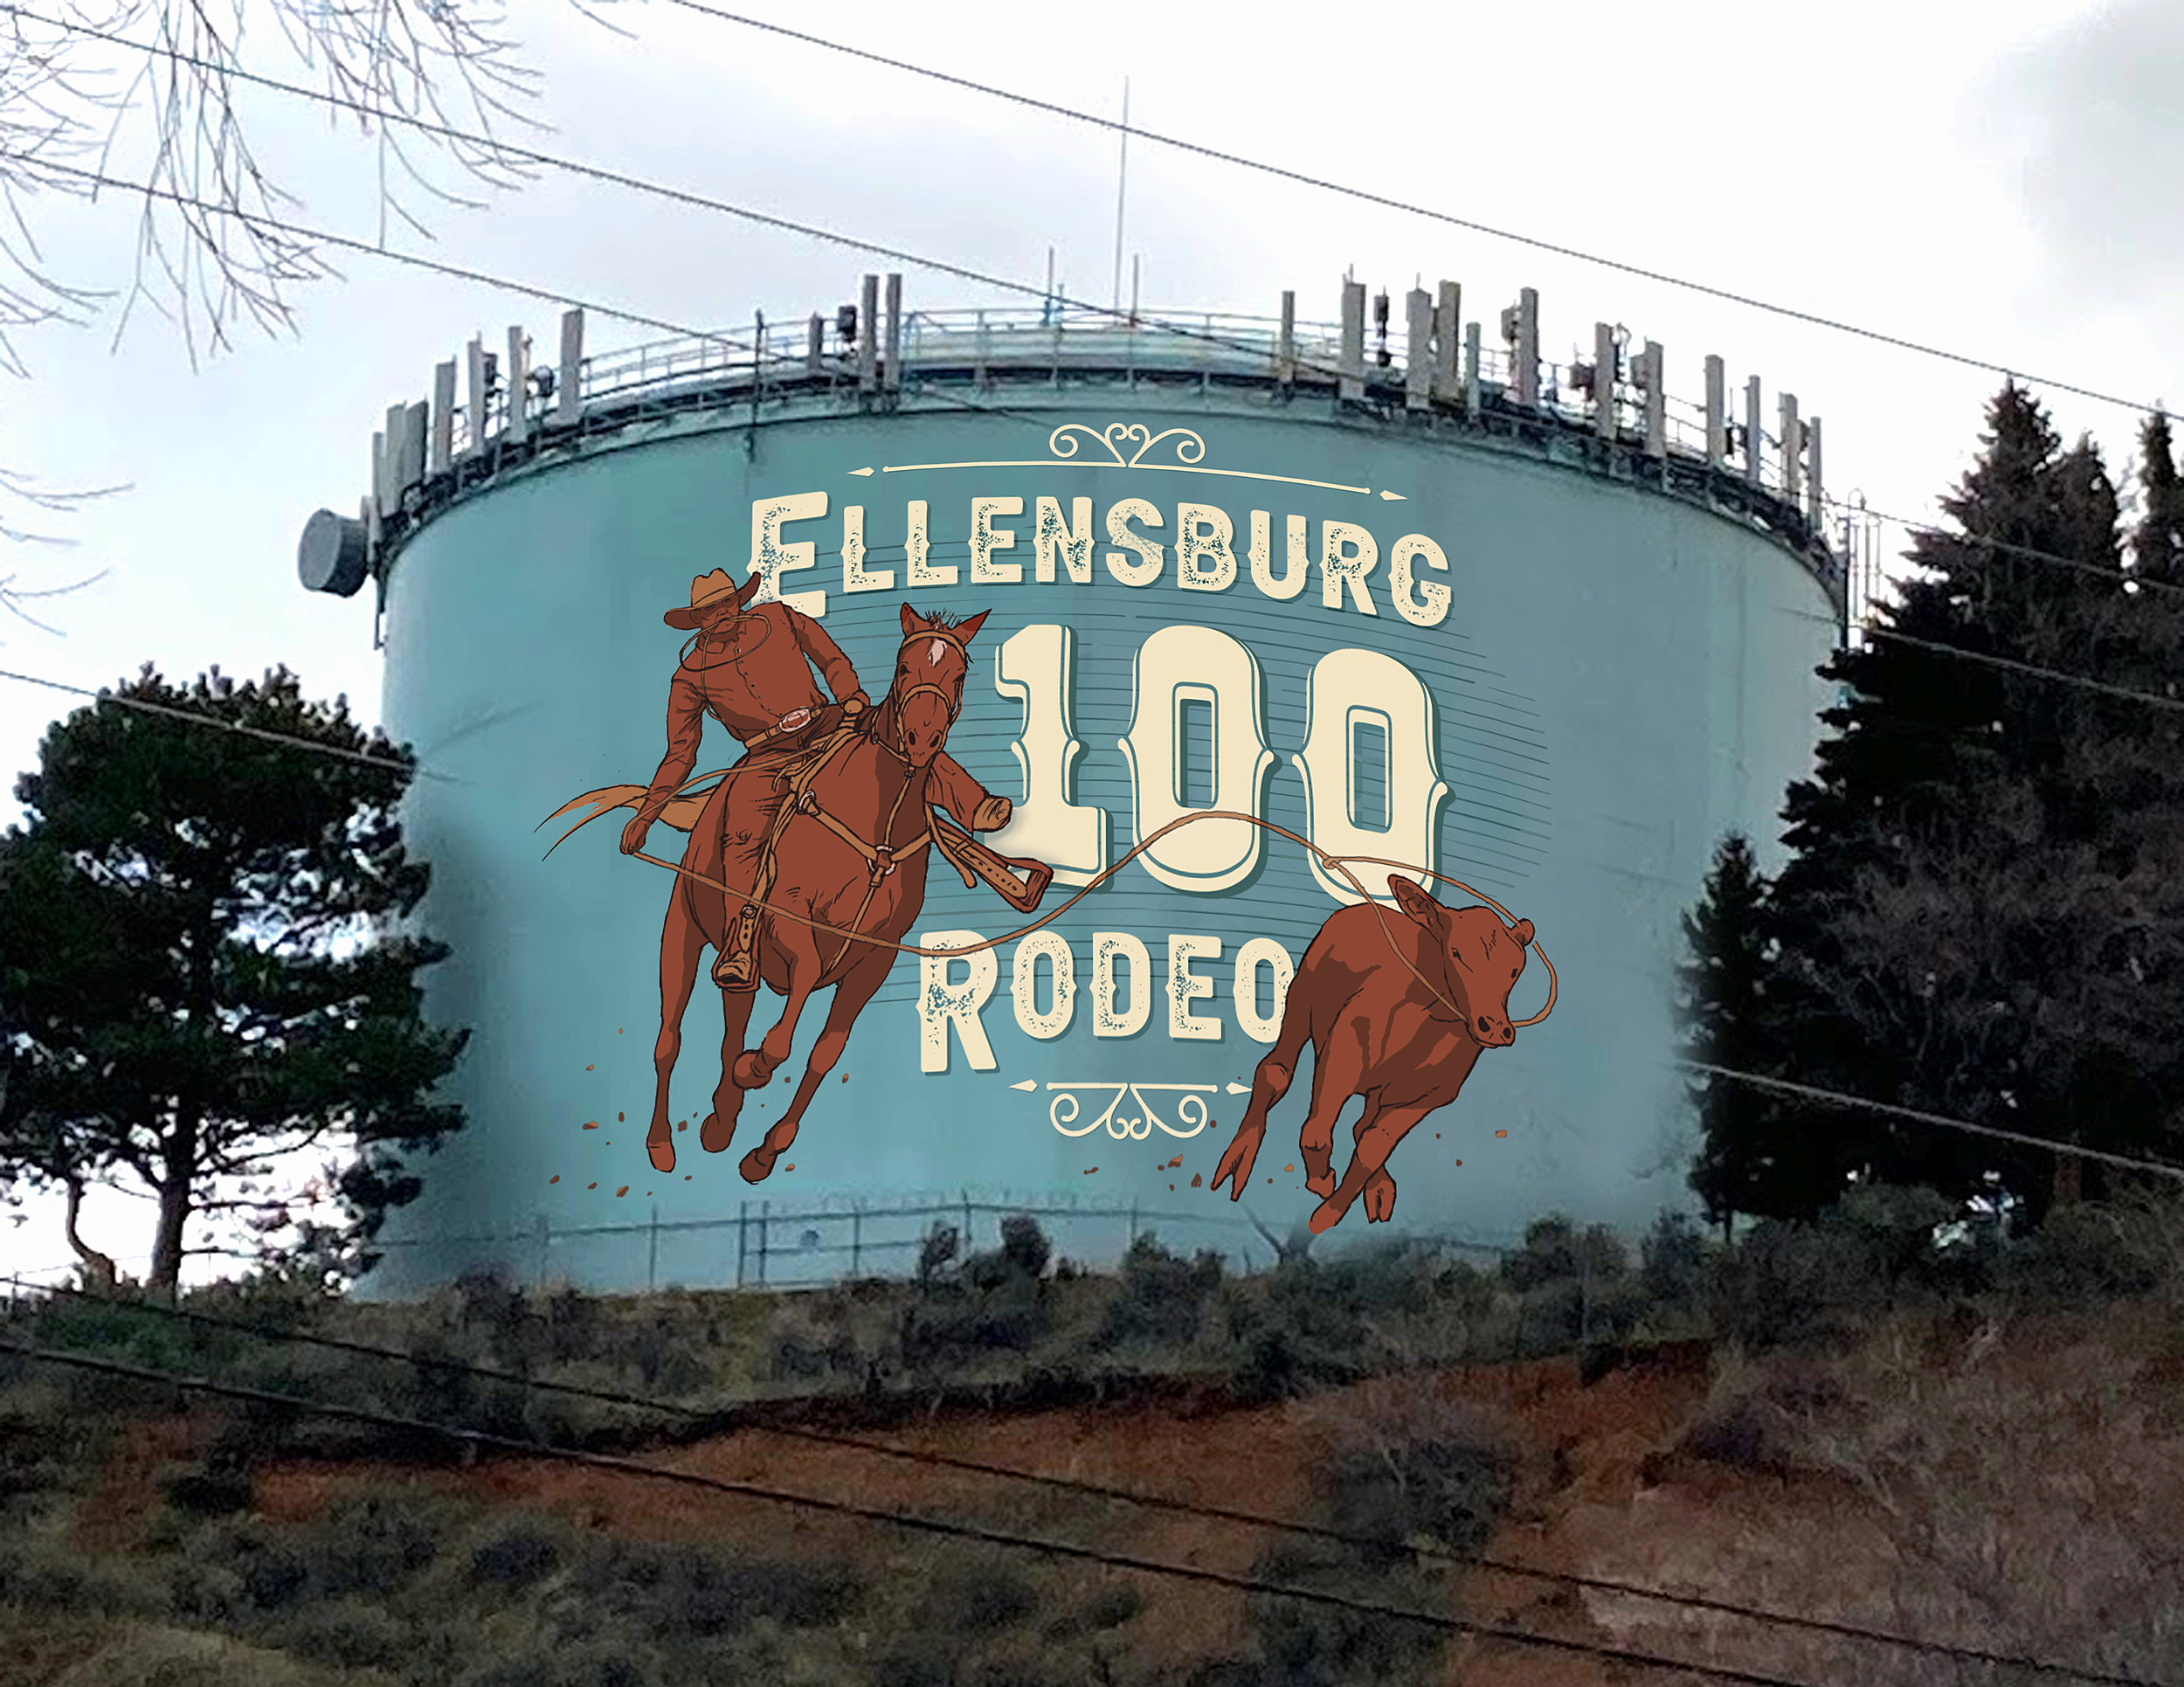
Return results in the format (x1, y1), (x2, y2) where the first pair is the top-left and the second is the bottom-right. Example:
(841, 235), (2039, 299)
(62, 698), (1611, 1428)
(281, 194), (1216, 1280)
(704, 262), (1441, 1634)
(304, 287), (1842, 1293)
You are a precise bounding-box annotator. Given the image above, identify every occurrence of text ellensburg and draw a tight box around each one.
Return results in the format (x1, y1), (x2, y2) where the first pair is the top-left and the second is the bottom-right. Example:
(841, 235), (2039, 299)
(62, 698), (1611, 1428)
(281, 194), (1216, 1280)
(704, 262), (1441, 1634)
(744, 492), (1454, 627)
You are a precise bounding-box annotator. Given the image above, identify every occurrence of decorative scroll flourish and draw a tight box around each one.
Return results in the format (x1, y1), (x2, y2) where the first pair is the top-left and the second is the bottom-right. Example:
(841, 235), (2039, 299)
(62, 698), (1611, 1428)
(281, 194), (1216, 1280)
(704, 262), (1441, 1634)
(1047, 423), (1208, 471)
(1045, 1082), (1216, 1139)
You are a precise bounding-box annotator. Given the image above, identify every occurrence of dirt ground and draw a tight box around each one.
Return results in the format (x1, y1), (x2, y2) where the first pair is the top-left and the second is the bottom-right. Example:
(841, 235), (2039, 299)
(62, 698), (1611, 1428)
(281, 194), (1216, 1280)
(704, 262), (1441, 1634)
(62, 1315), (2181, 1684)
(229, 1349), (1752, 1684)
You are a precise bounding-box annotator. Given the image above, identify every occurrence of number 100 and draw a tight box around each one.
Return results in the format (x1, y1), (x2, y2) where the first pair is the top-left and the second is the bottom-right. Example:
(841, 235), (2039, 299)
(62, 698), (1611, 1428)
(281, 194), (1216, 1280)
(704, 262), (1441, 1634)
(984, 623), (1450, 905)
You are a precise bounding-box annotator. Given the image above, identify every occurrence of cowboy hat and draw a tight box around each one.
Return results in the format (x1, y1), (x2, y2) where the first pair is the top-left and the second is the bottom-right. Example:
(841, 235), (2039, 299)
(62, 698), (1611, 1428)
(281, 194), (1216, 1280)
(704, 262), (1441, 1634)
(663, 568), (764, 629)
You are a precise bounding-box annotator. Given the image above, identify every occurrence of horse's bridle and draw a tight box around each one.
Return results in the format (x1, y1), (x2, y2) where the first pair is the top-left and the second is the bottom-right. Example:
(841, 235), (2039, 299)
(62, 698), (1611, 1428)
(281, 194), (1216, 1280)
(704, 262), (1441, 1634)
(887, 626), (970, 738)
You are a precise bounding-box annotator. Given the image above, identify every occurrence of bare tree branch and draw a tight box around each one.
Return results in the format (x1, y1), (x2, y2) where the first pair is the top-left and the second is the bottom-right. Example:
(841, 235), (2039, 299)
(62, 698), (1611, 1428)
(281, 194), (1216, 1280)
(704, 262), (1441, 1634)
(0, 5), (120, 370)
(0, 0), (622, 632)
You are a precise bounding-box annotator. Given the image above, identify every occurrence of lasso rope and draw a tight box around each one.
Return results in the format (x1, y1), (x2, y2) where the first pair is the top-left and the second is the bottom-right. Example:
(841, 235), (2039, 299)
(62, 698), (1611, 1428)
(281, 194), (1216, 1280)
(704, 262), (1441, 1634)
(632, 806), (1557, 1030)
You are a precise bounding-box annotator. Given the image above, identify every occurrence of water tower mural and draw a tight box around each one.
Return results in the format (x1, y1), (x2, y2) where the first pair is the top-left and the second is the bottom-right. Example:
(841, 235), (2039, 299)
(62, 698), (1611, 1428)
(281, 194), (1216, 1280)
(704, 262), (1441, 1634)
(300, 276), (1842, 1292)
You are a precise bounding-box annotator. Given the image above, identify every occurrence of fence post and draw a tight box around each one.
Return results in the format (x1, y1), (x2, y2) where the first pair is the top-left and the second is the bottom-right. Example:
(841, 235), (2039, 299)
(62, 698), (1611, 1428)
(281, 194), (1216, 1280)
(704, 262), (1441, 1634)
(852, 1203), (862, 1277)
(757, 1200), (770, 1286)
(647, 1204), (660, 1293)
(1128, 1200), (1138, 1252)
(962, 1189), (973, 1253)
(736, 1200), (749, 1289)
(534, 1213), (550, 1292)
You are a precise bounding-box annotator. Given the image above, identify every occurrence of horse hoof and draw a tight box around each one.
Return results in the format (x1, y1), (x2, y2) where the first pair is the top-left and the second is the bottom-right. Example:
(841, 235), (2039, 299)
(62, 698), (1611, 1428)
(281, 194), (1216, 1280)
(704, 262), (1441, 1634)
(732, 1050), (771, 1089)
(646, 1137), (675, 1176)
(1307, 1199), (1345, 1235)
(700, 1111), (736, 1154)
(1303, 1168), (1337, 1200)
(738, 1147), (774, 1185)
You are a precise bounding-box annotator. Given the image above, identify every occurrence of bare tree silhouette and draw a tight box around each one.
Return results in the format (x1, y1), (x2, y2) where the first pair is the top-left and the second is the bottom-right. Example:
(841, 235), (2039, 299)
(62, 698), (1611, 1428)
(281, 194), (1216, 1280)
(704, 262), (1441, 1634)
(0, 0), (623, 621)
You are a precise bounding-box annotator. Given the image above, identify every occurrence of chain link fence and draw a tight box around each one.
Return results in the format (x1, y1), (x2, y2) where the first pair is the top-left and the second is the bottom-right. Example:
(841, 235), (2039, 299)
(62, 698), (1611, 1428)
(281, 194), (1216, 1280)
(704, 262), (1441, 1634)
(362, 1188), (1517, 1294)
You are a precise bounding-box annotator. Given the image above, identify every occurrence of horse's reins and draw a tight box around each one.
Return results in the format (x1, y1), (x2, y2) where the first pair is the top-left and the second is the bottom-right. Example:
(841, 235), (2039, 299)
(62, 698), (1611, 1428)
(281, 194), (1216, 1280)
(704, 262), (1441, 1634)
(633, 805), (1557, 1036)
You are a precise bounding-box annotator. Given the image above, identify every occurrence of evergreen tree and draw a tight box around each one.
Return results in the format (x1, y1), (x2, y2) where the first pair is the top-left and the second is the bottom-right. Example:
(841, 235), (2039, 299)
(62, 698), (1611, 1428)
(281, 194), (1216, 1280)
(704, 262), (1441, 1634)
(1676, 833), (1804, 1228)
(2131, 411), (2184, 591)
(1764, 384), (2156, 1222)
(0, 663), (468, 1292)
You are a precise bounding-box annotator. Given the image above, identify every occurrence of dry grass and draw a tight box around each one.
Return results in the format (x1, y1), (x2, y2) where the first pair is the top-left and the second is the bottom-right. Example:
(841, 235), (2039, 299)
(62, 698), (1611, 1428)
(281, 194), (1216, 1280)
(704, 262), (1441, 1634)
(41, 1624), (390, 1687)
(1630, 1300), (2184, 1686)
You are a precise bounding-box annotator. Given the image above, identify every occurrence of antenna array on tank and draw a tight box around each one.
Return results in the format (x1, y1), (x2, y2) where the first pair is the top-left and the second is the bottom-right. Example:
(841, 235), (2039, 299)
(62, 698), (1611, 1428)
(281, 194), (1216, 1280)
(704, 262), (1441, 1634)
(324, 269), (1833, 606)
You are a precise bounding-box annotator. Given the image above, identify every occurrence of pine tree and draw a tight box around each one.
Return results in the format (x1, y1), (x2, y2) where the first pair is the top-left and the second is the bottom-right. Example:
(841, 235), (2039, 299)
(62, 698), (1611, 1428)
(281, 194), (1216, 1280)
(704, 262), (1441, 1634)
(1764, 384), (2148, 1221)
(2132, 411), (2184, 590)
(1677, 833), (1805, 1228)
(0, 664), (469, 1292)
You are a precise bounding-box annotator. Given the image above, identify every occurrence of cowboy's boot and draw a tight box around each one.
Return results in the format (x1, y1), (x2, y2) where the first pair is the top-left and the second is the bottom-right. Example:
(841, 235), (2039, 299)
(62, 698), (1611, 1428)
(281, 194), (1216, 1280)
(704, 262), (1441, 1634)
(713, 903), (760, 992)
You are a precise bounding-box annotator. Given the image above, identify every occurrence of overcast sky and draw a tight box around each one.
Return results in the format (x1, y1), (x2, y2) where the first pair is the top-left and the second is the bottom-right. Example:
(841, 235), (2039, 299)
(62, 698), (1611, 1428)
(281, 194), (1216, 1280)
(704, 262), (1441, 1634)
(2, 0), (2177, 1282)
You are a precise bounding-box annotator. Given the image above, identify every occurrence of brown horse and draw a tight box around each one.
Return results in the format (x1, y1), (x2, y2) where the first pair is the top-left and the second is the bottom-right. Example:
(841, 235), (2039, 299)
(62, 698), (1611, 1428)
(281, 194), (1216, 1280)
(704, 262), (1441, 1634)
(641, 605), (991, 1183)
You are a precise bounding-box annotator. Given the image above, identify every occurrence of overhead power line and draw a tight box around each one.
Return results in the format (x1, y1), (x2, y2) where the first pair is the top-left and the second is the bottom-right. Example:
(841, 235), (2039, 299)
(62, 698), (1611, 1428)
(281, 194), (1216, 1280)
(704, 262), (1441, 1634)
(1857, 628), (2184, 714)
(1840, 498), (2184, 605)
(1677, 1064), (2184, 1184)
(659, 0), (2162, 417)
(1, 1275), (2151, 1687)
(8, 641), (2184, 1194)
(3, 13), (1357, 386)
(0, 666), (446, 781)
(0, 1334), (1841, 1687)
(25, 4), (2182, 626)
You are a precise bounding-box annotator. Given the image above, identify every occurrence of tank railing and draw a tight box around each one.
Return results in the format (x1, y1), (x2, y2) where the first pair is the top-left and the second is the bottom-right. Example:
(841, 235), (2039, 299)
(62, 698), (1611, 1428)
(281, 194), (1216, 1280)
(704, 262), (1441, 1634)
(415, 299), (1828, 560)
(448, 315), (1783, 494)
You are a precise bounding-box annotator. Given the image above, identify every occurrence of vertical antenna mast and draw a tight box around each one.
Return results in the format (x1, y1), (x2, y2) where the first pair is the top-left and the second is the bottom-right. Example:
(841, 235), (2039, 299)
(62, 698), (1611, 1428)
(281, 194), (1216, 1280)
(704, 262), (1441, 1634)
(1111, 75), (1130, 318)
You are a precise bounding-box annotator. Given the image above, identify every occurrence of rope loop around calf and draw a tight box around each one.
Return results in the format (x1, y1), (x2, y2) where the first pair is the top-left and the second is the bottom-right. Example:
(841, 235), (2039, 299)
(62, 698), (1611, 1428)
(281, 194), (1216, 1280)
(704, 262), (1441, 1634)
(633, 806), (1556, 1033)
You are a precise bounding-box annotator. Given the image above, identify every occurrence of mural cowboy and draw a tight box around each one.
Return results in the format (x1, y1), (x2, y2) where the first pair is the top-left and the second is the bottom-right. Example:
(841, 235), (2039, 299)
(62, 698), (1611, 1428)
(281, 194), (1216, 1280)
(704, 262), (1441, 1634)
(619, 568), (1014, 990)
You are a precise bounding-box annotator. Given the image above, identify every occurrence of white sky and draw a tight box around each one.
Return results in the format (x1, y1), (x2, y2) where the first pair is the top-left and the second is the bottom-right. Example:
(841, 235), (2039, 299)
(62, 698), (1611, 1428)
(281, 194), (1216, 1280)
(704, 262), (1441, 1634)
(2, 0), (2178, 1285)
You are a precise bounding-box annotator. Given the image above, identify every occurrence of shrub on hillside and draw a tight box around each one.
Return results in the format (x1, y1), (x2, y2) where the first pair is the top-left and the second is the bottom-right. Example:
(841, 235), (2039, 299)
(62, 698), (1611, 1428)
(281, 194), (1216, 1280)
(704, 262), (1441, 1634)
(923, 1549), (1039, 1635)
(1500, 1213), (1629, 1292)
(1640, 1211), (1714, 1310)
(2006, 1199), (2179, 1302)
(1241, 1539), (1449, 1687)
(568, 1535), (862, 1642)
(1708, 1186), (1962, 1349)
(469, 1516), (564, 1589)
(1095, 1233), (1223, 1351)
(0, 1377), (93, 1501)
(273, 1596), (411, 1671)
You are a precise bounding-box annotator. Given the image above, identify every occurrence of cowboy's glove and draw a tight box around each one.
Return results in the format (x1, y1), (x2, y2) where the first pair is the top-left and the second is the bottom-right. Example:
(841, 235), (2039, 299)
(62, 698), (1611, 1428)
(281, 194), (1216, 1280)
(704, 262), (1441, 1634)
(620, 814), (650, 855)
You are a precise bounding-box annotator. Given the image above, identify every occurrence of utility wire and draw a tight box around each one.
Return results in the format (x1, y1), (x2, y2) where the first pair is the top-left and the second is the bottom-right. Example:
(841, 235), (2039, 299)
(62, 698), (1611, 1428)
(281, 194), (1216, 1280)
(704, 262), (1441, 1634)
(21, 2), (2167, 420)
(2, 15), (1361, 388)
(1837, 497), (2184, 605)
(1852, 629), (2184, 713)
(10, 167), (2184, 735)
(0, 1273), (2153, 1687)
(0, 666), (447, 782)
(658, 0), (2161, 417)
(0, 1332), (1856, 1687)
(24, 6), (2184, 621)
(1677, 1064), (2184, 1184)
(10, 642), (2184, 1193)
(2, 38), (2181, 1327)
